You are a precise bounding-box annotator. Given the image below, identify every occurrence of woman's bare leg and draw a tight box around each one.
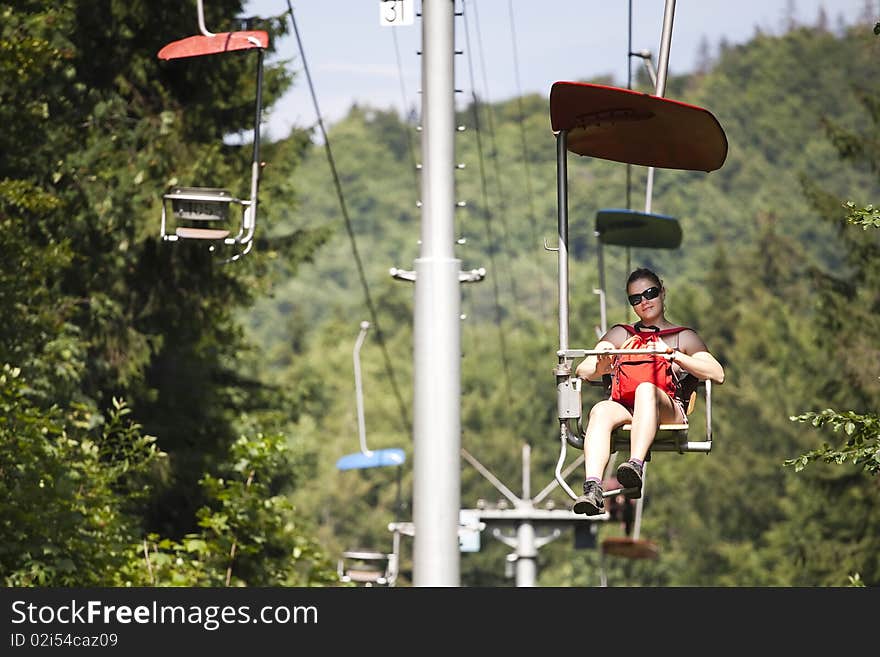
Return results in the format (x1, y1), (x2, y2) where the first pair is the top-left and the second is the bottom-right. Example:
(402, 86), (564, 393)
(628, 382), (683, 461)
(583, 400), (632, 480)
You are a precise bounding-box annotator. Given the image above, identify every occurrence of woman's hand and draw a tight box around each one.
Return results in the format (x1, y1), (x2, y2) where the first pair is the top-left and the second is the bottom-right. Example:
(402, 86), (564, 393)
(595, 350), (614, 374)
(576, 340), (617, 380)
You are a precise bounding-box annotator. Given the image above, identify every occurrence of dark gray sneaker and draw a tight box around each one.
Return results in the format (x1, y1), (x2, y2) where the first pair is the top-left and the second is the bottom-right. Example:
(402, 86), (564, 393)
(616, 460), (643, 499)
(572, 480), (605, 515)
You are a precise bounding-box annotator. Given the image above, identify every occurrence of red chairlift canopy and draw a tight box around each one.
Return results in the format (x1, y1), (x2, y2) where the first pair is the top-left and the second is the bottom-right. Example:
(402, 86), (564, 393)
(549, 81), (727, 172)
(158, 30), (269, 60)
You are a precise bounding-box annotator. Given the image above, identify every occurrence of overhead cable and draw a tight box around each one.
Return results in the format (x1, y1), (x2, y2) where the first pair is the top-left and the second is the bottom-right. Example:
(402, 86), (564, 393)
(470, 0), (521, 308)
(506, 0), (549, 316)
(285, 1), (411, 435)
(461, 0), (514, 398)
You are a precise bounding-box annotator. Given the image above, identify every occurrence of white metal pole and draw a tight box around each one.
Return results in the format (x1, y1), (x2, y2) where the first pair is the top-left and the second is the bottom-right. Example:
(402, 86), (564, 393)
(636, 0), (676, 530)
(413, 0), (460, 587)
(196, 0), (215, 37)
(353, 321), (372, 456)
(595, 240), (607, 337)
(515, 444), (536, 587)
(515, 522), (537, 587)
(654, 0), (676, 97)
(644, 0), (676, 214)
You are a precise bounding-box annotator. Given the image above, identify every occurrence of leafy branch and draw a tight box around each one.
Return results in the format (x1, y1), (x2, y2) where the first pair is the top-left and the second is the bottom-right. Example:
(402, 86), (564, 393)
(788, 197), (880, 476)
(786, 408), (880, 474)
(843, 200), (880, 228)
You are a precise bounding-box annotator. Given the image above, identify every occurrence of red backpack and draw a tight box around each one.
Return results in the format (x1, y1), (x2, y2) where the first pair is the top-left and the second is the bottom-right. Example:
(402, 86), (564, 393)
(610, 324), (688, 407)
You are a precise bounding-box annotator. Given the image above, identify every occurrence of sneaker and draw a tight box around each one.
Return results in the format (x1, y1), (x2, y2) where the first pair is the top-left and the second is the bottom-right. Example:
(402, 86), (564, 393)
(572, 480), (605, 515)
(616, 460), (643, 499)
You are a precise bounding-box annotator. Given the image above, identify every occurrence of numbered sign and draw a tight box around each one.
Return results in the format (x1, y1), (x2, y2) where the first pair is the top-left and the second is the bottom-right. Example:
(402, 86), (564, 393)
(380, 0), (414, 26)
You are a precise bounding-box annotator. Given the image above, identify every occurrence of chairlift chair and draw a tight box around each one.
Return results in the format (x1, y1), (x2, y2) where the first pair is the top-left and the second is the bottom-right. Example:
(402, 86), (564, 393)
(337, 549), (398, 587)
(548, 80), (727, 503)
(157, 1), (267, 257)
(335, 321), (407, 586)
(590, 208), (713, 456)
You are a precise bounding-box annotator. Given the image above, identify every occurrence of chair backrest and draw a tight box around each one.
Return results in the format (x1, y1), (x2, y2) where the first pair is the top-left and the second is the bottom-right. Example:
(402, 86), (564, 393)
(337, 549), (396, 587)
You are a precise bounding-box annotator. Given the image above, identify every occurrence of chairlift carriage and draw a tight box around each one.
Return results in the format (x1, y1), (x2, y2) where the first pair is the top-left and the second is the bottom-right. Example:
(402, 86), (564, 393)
(548, 79), (728, 506)
(157, 1), (267, 259)
(335, 321), (406, 586)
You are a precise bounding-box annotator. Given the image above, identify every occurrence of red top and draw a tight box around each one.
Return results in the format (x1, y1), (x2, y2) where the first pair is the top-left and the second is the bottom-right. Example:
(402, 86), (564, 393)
(549, 81), (727, 172)
(158, 31), (269, 60)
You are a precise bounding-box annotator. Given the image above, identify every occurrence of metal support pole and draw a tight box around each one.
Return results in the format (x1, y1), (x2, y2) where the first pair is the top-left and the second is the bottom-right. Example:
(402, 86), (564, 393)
(515, 444), (535, 587)
(515, 522), (537, 587)
(635, 0), (676, 533)
(556, 130), (570, 354)
(196, 0), (216, 37)
(353, 321), (372, 456)
(413, 0), (460, 587)
(632, 461), (647, 540)
(644, 0), (676, 214)
(595, 240), (606, 337)
(654, 0), (676, 98)
(465, 442), (590, 586)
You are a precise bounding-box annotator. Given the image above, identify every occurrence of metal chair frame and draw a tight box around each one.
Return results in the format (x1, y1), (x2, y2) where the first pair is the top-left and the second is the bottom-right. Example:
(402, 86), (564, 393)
(157, 1), (267, 258)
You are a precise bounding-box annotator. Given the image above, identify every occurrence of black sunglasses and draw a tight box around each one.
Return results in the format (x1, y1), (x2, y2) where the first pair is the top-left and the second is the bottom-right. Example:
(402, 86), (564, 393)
(627, 286), (661, 306)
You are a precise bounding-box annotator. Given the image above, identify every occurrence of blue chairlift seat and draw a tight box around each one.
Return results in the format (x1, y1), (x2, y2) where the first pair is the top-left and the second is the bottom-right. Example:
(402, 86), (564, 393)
(335, 448), (406, 471)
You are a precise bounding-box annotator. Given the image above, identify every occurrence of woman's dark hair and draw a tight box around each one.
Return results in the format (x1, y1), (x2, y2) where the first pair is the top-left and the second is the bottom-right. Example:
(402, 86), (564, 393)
(626, 267), (663, 290)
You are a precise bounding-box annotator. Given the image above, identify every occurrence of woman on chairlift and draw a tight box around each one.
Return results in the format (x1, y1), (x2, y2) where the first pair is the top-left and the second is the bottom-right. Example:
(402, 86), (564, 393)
(571, 267), (724, 515)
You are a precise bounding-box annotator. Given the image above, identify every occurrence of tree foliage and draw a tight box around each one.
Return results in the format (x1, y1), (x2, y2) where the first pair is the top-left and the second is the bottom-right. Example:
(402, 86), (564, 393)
(786, 22), (880, 481)
(0, 1), (335, 586)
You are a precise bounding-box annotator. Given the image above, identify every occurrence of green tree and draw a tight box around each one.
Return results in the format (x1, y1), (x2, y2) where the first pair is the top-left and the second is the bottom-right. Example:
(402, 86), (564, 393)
(0, 367), (163, 585)
(787, 24), (880, 477)
(0, 1), (333, 585)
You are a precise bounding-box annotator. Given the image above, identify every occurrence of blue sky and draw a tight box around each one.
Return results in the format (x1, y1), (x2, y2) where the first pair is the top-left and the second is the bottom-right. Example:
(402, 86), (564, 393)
(240, 1), (872, 139)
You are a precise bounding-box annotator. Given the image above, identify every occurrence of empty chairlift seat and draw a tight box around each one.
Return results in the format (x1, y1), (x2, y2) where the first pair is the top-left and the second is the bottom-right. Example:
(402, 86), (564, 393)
(337, 549), (397, 587)
(156, 27), (268, 248)
(162, 187), (238, 241)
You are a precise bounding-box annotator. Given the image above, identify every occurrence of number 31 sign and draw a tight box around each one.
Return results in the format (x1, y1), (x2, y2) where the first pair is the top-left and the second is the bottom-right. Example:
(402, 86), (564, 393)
(380, 0), (414, 26)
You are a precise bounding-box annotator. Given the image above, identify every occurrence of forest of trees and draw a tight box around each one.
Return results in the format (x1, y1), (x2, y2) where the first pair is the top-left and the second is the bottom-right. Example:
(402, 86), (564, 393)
(1, 1), (878, 587)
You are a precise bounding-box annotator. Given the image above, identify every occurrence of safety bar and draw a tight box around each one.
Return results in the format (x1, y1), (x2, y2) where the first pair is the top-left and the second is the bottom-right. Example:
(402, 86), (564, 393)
(558, 347), (675, 358)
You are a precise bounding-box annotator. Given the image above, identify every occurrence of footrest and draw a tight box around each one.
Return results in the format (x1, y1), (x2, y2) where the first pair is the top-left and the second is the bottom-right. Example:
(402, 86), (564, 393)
(175, 227), (231, 240)
(620, 423), (689, 432)
(342, 569), (386, 584)
(601, 536), (659, 560)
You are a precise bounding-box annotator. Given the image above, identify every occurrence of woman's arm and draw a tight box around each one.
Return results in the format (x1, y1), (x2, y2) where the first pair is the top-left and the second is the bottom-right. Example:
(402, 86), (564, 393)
(675, 330), (725, 384)
(575, 340), (616, 381)
(575, 325), (626, 381)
